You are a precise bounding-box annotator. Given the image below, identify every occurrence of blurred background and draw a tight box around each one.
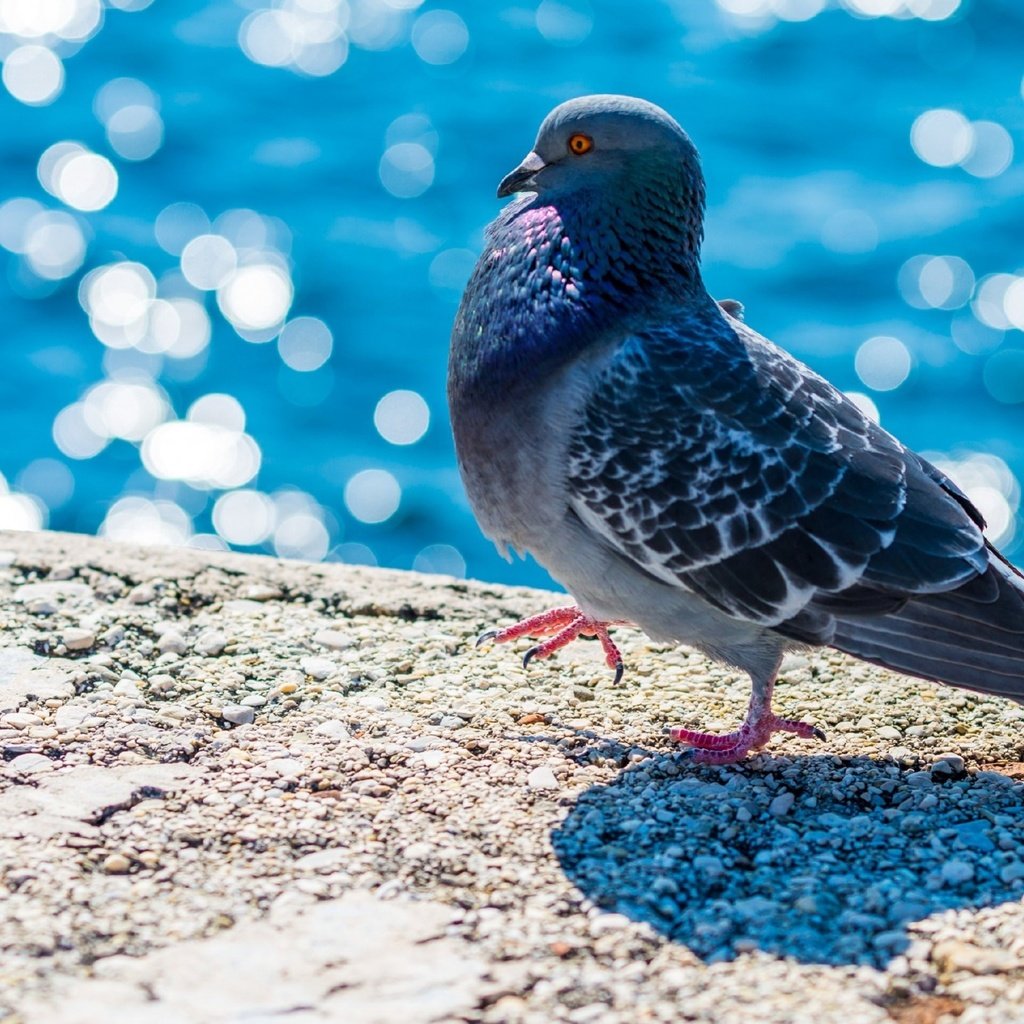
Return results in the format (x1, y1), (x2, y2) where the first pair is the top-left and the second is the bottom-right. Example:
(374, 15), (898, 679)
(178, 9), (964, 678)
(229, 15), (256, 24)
(0, 0), (1022, 591)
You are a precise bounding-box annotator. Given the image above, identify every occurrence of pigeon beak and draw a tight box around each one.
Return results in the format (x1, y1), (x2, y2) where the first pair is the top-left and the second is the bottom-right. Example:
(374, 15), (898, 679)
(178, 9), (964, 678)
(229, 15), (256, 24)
(497, 151), (547, 198)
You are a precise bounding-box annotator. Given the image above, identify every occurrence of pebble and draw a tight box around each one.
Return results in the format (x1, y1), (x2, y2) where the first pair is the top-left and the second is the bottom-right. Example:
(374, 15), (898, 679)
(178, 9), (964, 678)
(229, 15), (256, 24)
(300, 657), (335, 681)
(61, 628), (96, 652)
(999, 861), (1024, 884)
(527, 766), (559, 790)
(148, 674), (176, 694)
(768, 792), (795, 817)
(128, 583), (156, 604)
(941, 859), (976, 886)
(932, 752), (966, 774)
(14, 581), (93, 606)
(934, 940), (1023, 975)
(2, 712), (42, 729)
(113, 679), (142, 699)
(194, 630), (227, 657)
(293, 848), (348, 871)
(9, 753), (54, 774)
(102, 853), (132, 875)
(314, 719), (350, 739)
(417, 750), (446, 770)
(54, 705), (93, 730)
(221, 704), (255, 726)
(156, 631), (187, 655)
(313, 629), (352, 651)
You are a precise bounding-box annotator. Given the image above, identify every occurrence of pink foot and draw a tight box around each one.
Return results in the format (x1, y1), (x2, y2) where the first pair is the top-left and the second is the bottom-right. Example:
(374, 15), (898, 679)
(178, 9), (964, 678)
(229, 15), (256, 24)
(670, 714), (825, 764)
(476, 605), (627, 683)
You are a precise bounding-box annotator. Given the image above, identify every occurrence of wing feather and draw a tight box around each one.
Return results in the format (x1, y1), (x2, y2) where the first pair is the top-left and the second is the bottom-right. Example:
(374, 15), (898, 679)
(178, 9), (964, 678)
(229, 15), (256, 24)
(566, 307), (989, 639)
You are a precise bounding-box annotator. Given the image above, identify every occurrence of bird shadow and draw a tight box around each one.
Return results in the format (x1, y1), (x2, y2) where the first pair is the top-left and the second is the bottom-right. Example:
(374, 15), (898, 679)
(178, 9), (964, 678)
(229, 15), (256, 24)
(550, 745), (1024, 967)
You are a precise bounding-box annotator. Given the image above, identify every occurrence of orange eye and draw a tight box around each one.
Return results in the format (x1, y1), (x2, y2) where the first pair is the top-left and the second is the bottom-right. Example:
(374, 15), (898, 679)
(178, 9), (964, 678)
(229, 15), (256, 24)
(568, 133), (593, 155)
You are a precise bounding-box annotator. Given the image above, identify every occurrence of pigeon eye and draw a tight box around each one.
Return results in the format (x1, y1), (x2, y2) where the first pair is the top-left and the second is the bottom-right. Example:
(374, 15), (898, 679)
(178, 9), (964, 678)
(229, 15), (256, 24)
(568, 133), (593, 155)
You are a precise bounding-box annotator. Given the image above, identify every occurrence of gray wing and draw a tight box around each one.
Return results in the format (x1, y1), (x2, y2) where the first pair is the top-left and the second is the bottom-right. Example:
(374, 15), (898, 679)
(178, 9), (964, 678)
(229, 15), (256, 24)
(566, 309), (990, 647)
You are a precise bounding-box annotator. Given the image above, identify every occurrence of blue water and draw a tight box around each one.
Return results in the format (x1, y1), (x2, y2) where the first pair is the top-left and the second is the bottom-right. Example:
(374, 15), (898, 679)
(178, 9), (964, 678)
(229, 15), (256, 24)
(1, 0), (1022, 591)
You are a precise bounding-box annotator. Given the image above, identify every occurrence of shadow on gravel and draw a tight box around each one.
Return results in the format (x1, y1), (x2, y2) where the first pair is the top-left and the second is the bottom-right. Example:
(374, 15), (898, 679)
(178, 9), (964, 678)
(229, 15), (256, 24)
(551, 750), (1024, 967)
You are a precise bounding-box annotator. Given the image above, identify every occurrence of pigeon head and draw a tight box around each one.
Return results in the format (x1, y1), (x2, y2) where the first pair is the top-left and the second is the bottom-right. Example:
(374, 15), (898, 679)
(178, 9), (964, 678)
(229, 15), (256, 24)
(497, 94), (704, 209)
(449, 96), (714, 404)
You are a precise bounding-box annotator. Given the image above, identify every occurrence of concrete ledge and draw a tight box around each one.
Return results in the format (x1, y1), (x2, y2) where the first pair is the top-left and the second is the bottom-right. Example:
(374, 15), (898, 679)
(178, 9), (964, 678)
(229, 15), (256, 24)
(2, 530), (1024, 1023)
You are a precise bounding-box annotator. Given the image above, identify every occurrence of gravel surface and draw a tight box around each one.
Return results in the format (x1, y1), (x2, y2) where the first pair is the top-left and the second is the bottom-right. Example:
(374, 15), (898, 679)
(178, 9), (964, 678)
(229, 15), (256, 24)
(2, 529), (1024, 1024)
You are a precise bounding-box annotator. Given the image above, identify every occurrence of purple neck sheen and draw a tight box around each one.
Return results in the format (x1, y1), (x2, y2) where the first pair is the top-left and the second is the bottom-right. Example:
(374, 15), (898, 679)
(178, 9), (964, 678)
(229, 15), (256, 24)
(449, 157), (709, 401)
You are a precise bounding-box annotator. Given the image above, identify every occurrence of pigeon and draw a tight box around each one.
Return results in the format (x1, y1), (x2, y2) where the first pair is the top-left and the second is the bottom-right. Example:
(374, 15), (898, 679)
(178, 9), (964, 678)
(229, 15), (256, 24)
(447, 94), (1024, 763)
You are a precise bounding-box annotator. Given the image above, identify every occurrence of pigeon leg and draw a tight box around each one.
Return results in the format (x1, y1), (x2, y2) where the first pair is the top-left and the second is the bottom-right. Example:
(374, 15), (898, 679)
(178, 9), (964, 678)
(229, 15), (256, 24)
(669, 670), (824, 764)
(476, 606), (627, 683)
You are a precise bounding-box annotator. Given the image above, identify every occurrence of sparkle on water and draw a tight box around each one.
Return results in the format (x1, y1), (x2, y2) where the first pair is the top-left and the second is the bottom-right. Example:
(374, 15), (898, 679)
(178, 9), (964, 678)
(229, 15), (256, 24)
(0, 0), (1022, 587)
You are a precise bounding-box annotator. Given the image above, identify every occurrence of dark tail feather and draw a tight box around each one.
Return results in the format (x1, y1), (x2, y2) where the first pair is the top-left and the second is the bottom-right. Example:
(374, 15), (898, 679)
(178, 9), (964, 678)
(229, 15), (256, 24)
(830, 563), (1024, 701)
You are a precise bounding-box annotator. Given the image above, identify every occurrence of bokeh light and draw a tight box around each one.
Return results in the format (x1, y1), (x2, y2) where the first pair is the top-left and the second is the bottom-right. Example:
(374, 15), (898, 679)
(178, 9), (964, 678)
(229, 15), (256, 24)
(100, 496), (192, 546)
(239, 0), (350, 77)
(910, 109), (973, 168)
(22, 210), (86, 280)
(213, 489), (276, 546)
(898, 254), (974, 311)
(928, 452), (1019, 547)
(277, 316), (333, 371)
(374, 389), (429, 445)
(217, 263), (294, 334)
(1, 44), (64, 105)
(855, 336), (912, 392)
(411, 9), (468, 64)
(181, 234), (237, 290)
(37, 142), (118, 212)
(379, 142), (434, 198)
(412, 542), (465, 577)
(0, 472), (45, 531)
(535, 0), (593, 45)
(344, 468), (401, 523)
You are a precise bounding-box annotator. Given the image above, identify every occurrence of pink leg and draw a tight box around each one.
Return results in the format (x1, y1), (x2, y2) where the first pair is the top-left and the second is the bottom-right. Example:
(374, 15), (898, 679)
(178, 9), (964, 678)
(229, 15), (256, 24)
(669, 672), (825, 764)
(476, 605), (627, 684)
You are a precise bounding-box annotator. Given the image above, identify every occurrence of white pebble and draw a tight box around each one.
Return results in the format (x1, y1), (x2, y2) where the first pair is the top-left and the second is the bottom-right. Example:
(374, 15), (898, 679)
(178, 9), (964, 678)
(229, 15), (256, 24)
(54, 704), (92, 730)
(1, 712), (42, 729)
(113, 678), (142, 699)
(222, 704), (255, 726)
(128, 583), (156, 604)
(10, 752), (53, 774)
(527, 766), (559, 790)
(194, 630), (227, 657)
(314, 719), (350, 739)
(156, 631), (187, 655)
(61, 627), (96, 651)
(417, 750), (446, 770)
(267, 757), (304, 778)
(313, 629), (352, 651)
(769, 792), (795, 817)
(300, 657), (335, 681)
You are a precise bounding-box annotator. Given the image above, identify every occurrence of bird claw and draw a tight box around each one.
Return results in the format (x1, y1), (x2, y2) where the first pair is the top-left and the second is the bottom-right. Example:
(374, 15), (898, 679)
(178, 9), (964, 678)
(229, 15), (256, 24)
(475, 606), (626, 684)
